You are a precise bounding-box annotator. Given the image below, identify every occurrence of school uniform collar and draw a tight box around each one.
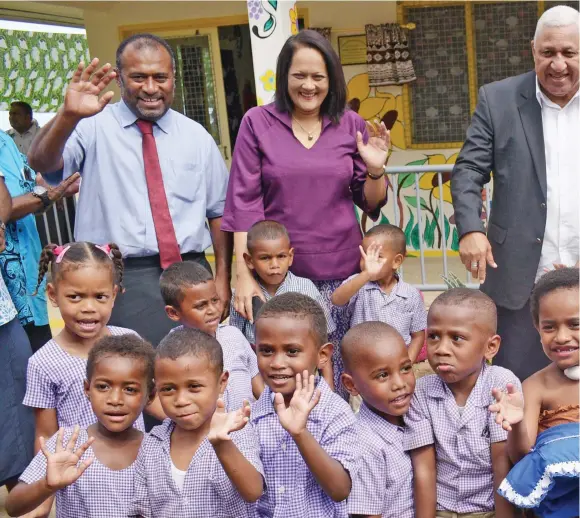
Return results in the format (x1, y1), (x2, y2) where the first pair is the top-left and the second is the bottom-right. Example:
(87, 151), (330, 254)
(358, 402), (405, 443)
(118, 99), (172, 134)
(363, 275), (411, 300)
(262, 102), (333, 133)
(427, 362), (490, 407)
(150, 418), (212, 459)
(251, 375), (332, 422)
(257, 271), (295, 298)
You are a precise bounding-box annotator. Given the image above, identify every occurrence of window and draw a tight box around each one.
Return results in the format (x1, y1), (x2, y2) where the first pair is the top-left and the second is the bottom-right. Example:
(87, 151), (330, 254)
(398, 1), (571, 148)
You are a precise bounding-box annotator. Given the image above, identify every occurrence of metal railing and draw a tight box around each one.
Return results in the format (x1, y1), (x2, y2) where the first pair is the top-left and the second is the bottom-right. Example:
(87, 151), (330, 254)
(35, 196), (76, 247)
(381, 164), (491, 291)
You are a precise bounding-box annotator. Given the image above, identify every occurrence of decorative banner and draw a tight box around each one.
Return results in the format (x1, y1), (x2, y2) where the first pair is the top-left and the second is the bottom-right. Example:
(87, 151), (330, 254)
(247, 0), (297, 106)
(0, 29), (90, 112)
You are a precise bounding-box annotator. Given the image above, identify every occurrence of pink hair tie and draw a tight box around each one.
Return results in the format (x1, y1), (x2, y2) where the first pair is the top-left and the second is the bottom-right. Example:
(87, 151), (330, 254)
(96, 244), (112, 258)
(54, 245), (71, 264)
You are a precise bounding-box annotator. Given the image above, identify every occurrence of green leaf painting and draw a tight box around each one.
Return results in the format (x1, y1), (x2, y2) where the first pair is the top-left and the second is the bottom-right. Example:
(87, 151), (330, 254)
(0, 29), (90, 112)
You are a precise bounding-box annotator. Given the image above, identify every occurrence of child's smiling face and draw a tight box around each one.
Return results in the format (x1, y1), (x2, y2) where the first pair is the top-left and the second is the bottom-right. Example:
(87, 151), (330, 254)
(536, 287), (579, 370)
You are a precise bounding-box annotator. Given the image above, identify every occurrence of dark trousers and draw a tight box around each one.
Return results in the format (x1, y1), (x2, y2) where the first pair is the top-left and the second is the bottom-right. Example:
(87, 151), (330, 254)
(495, 300), (550, 381)
(24, 323), (53, 353)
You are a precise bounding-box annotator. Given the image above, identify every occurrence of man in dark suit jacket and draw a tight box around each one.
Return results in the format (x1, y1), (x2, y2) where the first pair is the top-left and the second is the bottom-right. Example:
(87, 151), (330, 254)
(451, 5), (579, 380)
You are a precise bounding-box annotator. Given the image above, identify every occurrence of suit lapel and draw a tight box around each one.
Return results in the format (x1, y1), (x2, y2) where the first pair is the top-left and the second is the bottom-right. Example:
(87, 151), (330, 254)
(517, 74), (547, 200)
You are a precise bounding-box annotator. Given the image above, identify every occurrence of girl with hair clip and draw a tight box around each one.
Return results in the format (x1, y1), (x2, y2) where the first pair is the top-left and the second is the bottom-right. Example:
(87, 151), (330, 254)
(22, 242), (164, 517)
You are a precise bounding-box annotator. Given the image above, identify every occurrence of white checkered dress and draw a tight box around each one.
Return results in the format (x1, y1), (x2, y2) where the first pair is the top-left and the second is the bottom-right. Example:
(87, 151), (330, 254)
(229, 271), (336, 345)
(20, 427), (139, 518)
(23, 326), (145, 431)
(128, 419), (264, 517)
(347, 403), (414, 518)
(404, 364), (521, 513)
(342, 275), (427, 345)
(250, 377), (359, 518)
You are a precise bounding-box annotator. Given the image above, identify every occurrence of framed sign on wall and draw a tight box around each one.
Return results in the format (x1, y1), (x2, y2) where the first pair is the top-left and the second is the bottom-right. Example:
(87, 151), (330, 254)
(338, 34), (367, 66)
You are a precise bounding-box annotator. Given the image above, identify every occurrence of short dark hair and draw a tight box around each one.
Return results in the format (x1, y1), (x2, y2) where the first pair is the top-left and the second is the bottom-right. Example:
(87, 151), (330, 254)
(156, 327), (223, 374)
(159, 262), (213, 307)
(275, 29), (346, 124)
(531, 267), (579, 324)
(256, 292), (328, 346)
(116, 33), (176, 73)
(341, 321), (405, 372)
(429, 288), (497, 332)
(86, 334), (155, 392)
(246, 220), (291, 255)
(365, 224), (407, 256)
(10, 101), (32, 118)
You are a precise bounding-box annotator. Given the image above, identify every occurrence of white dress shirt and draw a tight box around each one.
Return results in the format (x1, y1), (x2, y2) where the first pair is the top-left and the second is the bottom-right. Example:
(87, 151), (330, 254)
(7, 120), (40, 155)
(536, 79), (580, 281)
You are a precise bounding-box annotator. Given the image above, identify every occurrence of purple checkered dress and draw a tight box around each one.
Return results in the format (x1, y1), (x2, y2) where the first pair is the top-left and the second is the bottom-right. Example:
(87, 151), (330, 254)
(342, 274), (427, 345)
(404, 364), (522, 513)
(229, 271), (336, 345)
(20, 427), (140, 518)
(347, 403), (414, 518)
(23, 326), (145, 431)
(128, 419), (264, 518)
(250, 377), (359, 518)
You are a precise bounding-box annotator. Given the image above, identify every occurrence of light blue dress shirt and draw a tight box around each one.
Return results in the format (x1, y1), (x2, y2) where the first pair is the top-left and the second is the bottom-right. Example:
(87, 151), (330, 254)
(0, 130), (48, 327)
(46, 101), (229, 258)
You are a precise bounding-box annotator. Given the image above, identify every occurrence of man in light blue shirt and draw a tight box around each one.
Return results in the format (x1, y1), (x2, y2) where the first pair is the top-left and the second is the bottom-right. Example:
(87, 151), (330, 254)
(28, 33), (232, 347)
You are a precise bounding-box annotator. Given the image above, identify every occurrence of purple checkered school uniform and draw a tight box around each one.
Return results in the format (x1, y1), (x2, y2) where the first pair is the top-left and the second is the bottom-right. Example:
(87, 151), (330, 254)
(251, 377), (359, 518)
(20, 427), (140, 518)
(23, 326), (145, 431)
(229, 271), (336, 345)
(404, 364), (522, 513)
(128, 419), (264, 518)
(347, 403), (414, 518)
(342, 274), (427, 345)
(172, 324), (258, 410)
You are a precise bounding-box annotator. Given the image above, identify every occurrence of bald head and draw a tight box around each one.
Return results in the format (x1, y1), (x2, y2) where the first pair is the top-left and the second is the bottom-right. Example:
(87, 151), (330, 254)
(429, 288), (497, 333)
(341, 321), (407, 373)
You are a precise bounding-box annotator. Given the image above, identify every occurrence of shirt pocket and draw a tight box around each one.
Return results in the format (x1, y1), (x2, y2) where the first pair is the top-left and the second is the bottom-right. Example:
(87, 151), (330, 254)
(165, 158), (202, 203)
(468, 430), (492, 468)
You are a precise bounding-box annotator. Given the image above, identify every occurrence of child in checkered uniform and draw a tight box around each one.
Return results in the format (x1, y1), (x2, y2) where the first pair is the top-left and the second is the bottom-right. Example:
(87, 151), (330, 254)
(250, 293), (359, 518)
(160, 261), (264, 409)
(341, 321), (415, 518)
(404, 288), (521, 518)
(129, 327), (264, 518)
(6, 334), (156, 518)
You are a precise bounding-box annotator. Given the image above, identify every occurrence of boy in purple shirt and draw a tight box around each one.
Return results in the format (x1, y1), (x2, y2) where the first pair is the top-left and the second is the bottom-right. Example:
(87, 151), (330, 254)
(251, 293), (359, 518)
(404, 288), (520, 518)
(341, 321), (416, 518)
(332, 224), (427, 363)
(160, 261), (264, 409)
(7, 335), (156, 518)
(129, 328), (264, 518)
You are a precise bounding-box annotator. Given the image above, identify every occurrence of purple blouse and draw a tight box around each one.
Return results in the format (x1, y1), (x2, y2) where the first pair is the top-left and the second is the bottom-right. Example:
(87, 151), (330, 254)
(222, 103), (386, 281)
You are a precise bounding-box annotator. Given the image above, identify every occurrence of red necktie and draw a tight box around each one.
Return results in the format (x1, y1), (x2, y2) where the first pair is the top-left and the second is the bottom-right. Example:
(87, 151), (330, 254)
(136, 119), (182, 269)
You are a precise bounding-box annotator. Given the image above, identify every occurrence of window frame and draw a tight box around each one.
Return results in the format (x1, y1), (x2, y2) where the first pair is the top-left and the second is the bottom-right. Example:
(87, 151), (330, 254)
(397, 0), (549, 149)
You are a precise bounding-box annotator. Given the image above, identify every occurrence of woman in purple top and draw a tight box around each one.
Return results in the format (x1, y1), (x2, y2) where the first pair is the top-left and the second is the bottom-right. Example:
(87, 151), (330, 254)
(222, 30), (389, 392)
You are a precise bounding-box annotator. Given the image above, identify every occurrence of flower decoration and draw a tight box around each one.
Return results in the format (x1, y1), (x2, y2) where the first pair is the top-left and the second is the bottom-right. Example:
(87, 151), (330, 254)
(248, 0), (264, 21)
(259, 69), (276, 92)
(289, 6), (299, 35)
(417, 153), (458, 204)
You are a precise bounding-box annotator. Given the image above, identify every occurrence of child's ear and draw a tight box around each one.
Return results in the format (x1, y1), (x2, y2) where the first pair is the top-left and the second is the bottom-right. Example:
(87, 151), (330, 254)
(84, 379), (90, 400)
(484, 334), (502, 362)
(165, 305), (181, 323)
(393, 253), (405, 270)
(47, 283), (58, 307)
(111, 283), (119, 302)
(146, 385), (157, 405)
(288, 248), (295, 267)
(317, 342), (334, 371)
(243, 252), (255, 271)
(341, 373), (359, 397)
(219, 371), (229, 396)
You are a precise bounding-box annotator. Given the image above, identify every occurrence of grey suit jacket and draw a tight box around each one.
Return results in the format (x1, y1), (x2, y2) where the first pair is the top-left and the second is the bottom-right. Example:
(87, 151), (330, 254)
(451, 71), (547, 310)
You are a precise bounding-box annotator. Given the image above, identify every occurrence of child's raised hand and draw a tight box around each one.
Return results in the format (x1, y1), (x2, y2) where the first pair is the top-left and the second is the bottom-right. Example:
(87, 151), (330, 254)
(360, 242), (387, 281)
(41, 426), (94, 491)
(488, 383), (524, 431)
(208, 399), (251, 444)
(274, 370), (321, 437)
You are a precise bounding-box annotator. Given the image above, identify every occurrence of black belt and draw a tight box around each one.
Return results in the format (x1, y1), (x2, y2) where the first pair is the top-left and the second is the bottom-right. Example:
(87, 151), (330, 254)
(124, 251), (205, 269)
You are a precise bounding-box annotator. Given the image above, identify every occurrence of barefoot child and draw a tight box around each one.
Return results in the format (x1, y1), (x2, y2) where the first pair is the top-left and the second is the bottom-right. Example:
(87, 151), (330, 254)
(160, 261), (264, 408)
(405, 288), (520, 518)
(489, 268), (579, 518)
(341, 321), (416, 518)
(129, 327), (264, 517)
(252, 293), (359, 517)
(6, 334), (156, 517)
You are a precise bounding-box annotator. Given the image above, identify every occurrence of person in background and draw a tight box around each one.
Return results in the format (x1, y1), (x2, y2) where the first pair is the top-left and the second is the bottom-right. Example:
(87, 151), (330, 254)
(451, 5), (579, 381)
(8, 101), (40, 155)
(0, 172), (34, 497)
(27, 33), (232, 346)
(0, 129), (79, 352)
